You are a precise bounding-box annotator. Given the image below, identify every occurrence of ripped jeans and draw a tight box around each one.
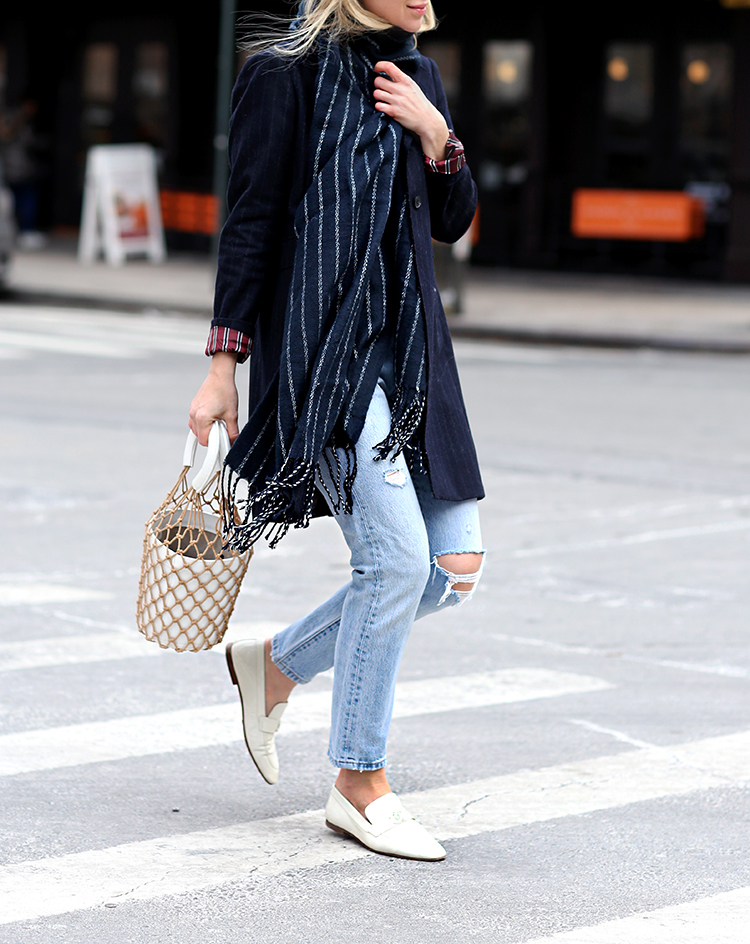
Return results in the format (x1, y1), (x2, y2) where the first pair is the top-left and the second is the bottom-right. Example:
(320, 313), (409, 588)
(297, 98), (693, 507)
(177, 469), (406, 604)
(271, 369), (484, 771)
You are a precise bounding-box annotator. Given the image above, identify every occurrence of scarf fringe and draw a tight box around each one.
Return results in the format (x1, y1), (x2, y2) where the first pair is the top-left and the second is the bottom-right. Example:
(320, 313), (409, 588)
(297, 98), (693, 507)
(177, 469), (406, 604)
(221, 459), (314, 552)
(373, 386), (426, 462)
(221, 437), (358, 551)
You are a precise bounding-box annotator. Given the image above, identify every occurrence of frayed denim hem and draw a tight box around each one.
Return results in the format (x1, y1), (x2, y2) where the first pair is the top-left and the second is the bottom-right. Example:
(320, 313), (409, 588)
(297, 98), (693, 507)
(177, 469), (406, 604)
(328, 751), (387, 771)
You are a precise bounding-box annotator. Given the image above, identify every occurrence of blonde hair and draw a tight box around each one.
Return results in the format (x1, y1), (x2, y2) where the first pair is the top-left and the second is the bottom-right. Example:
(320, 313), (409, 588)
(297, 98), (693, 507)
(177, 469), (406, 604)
(239, 0), (437, 58)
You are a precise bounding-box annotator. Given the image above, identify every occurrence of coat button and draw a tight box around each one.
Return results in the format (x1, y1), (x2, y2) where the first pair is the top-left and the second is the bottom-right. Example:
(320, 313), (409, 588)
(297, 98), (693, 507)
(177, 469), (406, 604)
(413, 195), (422, 209)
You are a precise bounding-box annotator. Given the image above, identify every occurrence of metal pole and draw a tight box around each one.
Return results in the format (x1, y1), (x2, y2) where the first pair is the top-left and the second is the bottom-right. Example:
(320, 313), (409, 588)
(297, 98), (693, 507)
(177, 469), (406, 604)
(211, 0), (237, 260)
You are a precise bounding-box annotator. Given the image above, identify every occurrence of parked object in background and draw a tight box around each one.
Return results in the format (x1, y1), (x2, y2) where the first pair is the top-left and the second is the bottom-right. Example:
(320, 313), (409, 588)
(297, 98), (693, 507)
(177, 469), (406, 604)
(160, 191), (219, 236)
(78, 144), (166, 266)
(0, 178), (16, 285)
(571, 189), (705, 242)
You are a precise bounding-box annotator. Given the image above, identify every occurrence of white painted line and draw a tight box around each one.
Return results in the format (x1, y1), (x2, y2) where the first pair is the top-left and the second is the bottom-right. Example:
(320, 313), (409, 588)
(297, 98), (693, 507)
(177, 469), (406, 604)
(568, 719), (656, 750)
(0, 309), (210, 356)
(493, 632), (750, 680)
(0, 346), (28, 360)
(220, 621), (287, 645)
(511, 519), (750, 558)
(0, 584), (112, 606)
(518, 886), (750, 943)
(0, 668), (610, 776)
(0, 330), (135, 358)
(0, 635), (164, 672)
(1, 729), (748, 925)
(454, 340), (559, 364)
(0, 622), (286, 673)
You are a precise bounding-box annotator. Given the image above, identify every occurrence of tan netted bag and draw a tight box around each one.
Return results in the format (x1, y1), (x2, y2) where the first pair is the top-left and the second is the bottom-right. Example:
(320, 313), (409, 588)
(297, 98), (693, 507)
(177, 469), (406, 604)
(136, 421), (252, 651)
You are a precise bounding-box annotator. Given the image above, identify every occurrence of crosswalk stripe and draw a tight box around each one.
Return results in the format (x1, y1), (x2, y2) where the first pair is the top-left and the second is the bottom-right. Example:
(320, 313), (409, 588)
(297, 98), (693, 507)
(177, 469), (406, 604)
(0, 621), (286, 673)
(0, 584), (112, 606)
(2, 729), (748, 925)
(512, 519), (750, 558)
(0, 668), (610, 777)
(0, 633), (164, 672)
(518, 886), (750, 943)
(0, 309), (210, 358)
(0, 329), (135, 358)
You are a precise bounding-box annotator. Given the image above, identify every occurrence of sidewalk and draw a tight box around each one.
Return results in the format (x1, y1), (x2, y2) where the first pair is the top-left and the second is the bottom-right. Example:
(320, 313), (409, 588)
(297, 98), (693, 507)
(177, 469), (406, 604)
(5, 236), (750, 352)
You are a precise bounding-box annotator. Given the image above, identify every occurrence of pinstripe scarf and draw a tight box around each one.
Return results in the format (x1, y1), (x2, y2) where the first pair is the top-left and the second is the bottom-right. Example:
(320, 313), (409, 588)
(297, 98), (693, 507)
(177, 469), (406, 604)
(224, 31), (426, 549)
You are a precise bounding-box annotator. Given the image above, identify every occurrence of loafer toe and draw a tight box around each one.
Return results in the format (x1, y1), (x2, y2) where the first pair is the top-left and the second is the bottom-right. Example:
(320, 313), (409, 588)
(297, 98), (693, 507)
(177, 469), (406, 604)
(325, 787), (445, 861)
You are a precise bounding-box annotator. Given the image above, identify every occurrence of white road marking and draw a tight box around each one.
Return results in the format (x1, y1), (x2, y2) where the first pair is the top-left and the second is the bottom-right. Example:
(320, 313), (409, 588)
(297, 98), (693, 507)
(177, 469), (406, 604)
(0, 622), (286, 673)
(0, 584), (112, 606)
(0, 346), (27, 359)
(0, 308), (210, 357)
(568, 718), (656, 750)
(0, 668), (610, 776)
(1, 729), (748, 925)
(493, 632), (750, 680)
(220, 620), (287, 644)
(511, 519), (750, 558)
(0, 634), (164, 672)
(518, 886), (750, 943)
(454, 341), (559, 364)
(0, 329), (135, 358)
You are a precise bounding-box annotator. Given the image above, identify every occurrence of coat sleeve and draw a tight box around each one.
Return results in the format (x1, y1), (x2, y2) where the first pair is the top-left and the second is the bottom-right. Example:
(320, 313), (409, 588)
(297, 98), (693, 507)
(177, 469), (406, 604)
(211, 54), (300, 338)
(422, 57), (478, 245)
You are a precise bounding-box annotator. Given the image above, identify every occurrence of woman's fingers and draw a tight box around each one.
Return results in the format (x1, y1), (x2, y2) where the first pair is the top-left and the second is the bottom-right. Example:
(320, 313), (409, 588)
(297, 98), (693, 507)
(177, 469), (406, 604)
(374, 60), (403, 81)
(188, 371), (239, 447)
(371, 60), (447, 158)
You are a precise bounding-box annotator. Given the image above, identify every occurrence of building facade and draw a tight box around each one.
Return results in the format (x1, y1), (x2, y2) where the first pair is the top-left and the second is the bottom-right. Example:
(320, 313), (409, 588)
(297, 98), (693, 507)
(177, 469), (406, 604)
(2, 0), (749, 277)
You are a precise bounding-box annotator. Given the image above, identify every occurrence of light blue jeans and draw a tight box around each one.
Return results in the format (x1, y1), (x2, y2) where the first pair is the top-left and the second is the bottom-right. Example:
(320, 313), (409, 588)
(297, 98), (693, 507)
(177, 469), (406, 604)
(271, 368), (484, 771)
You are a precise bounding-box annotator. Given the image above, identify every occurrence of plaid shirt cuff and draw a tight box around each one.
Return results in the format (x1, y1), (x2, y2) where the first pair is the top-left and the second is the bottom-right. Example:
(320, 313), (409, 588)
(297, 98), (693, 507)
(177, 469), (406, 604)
(205, 325), (252, 363)
(424, 130), (466, 175)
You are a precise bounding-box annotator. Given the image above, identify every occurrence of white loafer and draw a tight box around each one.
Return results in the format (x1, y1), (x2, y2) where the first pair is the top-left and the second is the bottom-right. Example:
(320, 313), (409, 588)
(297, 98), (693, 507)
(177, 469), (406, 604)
(225, 639), (287, 785)
(325, 786), (446, 861)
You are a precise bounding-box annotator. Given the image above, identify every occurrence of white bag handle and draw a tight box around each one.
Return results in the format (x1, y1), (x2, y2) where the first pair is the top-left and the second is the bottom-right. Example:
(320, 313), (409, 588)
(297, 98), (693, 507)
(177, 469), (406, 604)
(183, 421), (231, 493)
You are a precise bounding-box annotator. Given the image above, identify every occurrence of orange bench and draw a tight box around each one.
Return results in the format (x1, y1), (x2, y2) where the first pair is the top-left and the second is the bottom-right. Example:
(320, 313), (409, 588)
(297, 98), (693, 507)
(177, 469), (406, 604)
(571, 189), (705, 241)
(160, 191), (220, 235)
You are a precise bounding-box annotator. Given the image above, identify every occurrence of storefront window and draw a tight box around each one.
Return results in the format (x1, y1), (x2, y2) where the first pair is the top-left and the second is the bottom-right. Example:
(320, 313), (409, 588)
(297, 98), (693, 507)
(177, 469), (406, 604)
(82, 42), (118, 146)
(481, 41), (533, 191)
(83, 43), (118, 103)
(0, 46), (7, 111)
(133, 41), (169, 148)
(419, 41), (461, 111)
(604, 43), (653, 135)
(680, 42), (732, 181)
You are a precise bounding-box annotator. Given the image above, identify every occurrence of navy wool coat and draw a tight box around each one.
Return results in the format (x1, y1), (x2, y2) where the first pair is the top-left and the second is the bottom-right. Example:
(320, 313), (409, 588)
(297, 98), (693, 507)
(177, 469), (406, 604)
(211, 48), (484, 503)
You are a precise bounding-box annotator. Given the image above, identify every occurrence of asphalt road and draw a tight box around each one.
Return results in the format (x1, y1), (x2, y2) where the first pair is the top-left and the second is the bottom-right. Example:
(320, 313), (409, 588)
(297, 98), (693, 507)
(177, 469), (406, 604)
(1, 303), (749, 943)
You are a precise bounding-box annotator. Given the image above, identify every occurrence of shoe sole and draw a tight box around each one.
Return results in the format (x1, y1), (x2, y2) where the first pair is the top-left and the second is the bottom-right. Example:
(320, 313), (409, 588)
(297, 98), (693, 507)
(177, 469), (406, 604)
(324, 819), (446, 862)
(225, 642), (276, 786)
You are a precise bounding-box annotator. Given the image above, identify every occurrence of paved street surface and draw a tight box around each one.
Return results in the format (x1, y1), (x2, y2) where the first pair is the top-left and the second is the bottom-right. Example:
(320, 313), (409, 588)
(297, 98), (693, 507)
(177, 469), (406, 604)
(0, 303), (749, 943)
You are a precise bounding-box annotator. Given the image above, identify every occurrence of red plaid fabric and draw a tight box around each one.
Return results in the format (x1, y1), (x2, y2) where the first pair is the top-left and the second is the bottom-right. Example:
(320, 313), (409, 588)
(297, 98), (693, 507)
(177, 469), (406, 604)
(423, 130), (465, 175)
(205, 325), (252, 362)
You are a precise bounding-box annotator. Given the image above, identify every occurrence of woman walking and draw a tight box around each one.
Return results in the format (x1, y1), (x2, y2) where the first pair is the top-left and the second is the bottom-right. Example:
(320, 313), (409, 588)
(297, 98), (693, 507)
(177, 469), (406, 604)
(189, 0), (484, 861)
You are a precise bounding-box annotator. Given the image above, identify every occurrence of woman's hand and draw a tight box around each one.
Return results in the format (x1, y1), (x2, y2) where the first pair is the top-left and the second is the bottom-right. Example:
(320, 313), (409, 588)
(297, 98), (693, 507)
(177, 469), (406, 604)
(373, 60), (449, 162)
(188, 352), (240, 446)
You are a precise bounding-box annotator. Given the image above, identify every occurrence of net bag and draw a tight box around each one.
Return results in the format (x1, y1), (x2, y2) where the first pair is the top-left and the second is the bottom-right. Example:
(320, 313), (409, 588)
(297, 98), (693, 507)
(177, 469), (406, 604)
(136, 421), (252, 652)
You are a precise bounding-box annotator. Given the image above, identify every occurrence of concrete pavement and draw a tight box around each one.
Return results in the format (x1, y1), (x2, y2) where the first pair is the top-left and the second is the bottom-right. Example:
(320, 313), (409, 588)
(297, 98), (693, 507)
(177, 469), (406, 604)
(5, 235), (750, 352)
